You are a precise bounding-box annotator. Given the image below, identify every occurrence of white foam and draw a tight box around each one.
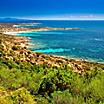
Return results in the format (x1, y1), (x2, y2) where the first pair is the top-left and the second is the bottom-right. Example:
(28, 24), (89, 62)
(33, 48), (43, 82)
(3, 31), (33, 35)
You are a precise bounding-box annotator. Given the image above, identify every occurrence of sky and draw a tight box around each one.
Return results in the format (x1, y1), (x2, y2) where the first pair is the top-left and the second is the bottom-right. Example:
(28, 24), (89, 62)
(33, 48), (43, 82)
(0, 0), (104, 20)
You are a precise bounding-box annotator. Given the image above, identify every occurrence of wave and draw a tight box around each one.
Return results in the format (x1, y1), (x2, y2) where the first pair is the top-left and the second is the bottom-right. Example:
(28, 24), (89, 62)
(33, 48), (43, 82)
(94, 38), (104, 41)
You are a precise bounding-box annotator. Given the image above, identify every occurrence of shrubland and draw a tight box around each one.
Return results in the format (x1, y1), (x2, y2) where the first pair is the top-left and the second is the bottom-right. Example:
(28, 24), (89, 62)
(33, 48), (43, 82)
(0, 33), (104, 104)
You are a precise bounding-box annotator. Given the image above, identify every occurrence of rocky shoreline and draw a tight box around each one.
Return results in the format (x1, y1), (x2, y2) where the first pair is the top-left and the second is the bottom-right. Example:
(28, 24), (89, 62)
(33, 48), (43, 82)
(0, 23), (104, 73)
(0, 33), (104, 73)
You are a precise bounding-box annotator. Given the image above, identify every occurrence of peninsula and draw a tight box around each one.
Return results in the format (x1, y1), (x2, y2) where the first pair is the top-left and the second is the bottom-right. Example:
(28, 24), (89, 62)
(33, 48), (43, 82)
(0, 23), (80, 35)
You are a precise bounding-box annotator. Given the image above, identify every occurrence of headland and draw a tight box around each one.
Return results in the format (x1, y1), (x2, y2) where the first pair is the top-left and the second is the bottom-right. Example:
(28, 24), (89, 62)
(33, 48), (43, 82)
(0, 23), (104, 104)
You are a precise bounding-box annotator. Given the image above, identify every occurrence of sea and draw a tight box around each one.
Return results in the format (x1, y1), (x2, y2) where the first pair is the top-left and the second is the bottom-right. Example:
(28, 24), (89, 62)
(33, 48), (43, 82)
(16, 20), (104, 62)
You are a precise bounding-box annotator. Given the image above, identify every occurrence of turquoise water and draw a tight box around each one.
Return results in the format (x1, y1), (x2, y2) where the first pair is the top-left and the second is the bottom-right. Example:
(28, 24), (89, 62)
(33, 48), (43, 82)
(17, 20), (104, 62)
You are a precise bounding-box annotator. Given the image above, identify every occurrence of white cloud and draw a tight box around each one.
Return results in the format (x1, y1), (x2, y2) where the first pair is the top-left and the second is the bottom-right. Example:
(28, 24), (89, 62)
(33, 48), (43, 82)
(17, 14), (104, 20)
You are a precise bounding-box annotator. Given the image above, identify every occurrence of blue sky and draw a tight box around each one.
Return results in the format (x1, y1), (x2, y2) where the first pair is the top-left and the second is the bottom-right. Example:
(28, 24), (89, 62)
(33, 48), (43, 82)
(0, 0), (104, 20)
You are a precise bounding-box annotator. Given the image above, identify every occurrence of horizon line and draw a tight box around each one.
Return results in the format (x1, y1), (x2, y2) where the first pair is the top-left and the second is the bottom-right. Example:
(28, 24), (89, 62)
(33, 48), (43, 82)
(13, 17), (104, 21)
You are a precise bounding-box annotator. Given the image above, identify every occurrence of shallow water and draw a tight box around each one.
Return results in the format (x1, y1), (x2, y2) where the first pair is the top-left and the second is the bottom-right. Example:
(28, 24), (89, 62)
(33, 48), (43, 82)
(17, 20), (104, 62)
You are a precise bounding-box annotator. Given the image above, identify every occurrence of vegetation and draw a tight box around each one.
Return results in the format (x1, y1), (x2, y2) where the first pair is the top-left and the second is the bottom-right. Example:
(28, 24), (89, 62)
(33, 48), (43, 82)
(0, 33), (104, 104)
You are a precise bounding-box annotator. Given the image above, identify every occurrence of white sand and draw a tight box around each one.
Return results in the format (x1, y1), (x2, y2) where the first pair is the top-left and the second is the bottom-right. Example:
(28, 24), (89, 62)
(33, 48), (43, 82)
(3, 31), (33, 35)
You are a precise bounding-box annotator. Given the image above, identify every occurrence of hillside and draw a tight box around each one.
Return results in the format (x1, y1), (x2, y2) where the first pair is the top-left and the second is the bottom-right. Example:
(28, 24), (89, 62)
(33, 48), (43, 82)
(0, 33), (104, 104)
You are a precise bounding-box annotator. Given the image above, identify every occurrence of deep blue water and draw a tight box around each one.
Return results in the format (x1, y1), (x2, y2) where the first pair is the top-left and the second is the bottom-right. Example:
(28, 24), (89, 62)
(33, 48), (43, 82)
(17, 20), (104, 62)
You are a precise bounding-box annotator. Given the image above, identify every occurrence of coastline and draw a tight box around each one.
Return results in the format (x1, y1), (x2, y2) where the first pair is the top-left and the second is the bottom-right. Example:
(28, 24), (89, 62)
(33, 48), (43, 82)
(1, 32), (104, 104)
(0, 23), (104, 73)
(3, 29), (104, 64)
(1, 31), (104, 104)
(1, 21), (104, 103)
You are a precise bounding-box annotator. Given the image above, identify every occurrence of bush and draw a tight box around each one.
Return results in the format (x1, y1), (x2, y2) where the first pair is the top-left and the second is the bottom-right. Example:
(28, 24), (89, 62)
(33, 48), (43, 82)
(0, 88), (37, 104)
